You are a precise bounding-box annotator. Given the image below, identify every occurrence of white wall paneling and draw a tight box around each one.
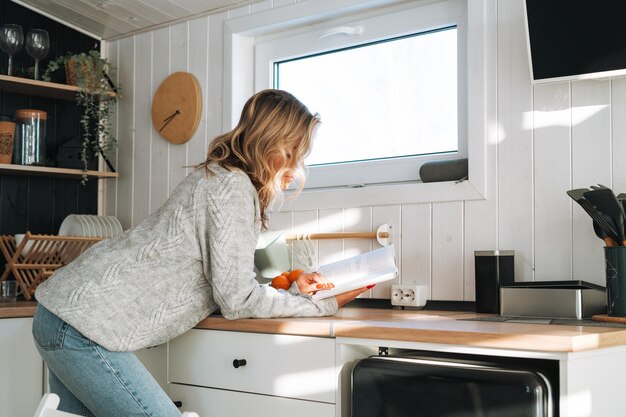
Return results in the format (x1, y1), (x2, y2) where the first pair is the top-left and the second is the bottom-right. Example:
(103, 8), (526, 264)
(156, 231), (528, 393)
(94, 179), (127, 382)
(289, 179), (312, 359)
(371, 206), (401, 299)
(344, 207), (374, 298)
(613, 78), (626, 195)
(533, 82), (572, 282)
(431, 202), (464, 300)
(104, 41), (119, 218)
(496, 0), (534, 282)
(188, 17), (211, 171)
(571, 81), (611, 284)
(272, 0), (297, 8)
(317, 209), (345, 269)
(291, 210), (318, 271)
(462, 0), (498, 301)
(268, 210), (292, 234)
(401, 204), (432, 297)
(107, 0), (621, 302)
(133, 31), (153, 225)
(150, 27), (172, 213)
(207, 11), (228, 144)
(168, 22), (191, 193)
(250, 0), (272, 14)
(116, 36), (135, 229)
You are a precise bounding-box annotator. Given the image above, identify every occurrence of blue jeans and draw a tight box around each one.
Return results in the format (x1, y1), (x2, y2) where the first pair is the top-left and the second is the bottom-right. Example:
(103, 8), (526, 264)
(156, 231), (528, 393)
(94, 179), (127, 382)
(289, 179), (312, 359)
(32, 305), (181, 417)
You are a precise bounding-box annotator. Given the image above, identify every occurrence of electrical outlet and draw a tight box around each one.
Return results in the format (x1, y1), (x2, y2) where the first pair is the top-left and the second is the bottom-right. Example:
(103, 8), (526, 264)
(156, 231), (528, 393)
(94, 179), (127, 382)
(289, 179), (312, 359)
(391, 284), (428, 307)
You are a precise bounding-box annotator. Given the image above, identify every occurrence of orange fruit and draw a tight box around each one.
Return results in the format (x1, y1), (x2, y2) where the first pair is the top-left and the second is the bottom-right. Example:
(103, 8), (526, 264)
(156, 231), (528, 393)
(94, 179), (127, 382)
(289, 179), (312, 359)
(287, 269), (304, 283)
(281, 271), (289, 277)
(271, 275), (290, 290)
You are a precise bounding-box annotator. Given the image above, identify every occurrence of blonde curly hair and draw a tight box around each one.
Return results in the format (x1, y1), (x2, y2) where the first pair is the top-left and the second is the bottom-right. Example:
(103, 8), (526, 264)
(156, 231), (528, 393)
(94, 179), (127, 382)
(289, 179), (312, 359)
(200, 89), (320, 228)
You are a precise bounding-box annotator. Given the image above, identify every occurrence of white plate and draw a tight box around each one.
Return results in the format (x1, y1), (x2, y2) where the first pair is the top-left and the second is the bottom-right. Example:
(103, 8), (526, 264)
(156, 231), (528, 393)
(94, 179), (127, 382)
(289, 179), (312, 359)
(14, 234), (34, 255)
(95, 215), (109, 238)
(106, 216), (123, 237)
(84, 214), (100, 237)
(92, 215), (105, 237)
(76, 215), (91, 237)
(88, 216), (100, 237)
(100, 216), (112, 238)
(92, 216), (108, 238)
(59, 214), (85, 237)
(79, 215), (91, 237)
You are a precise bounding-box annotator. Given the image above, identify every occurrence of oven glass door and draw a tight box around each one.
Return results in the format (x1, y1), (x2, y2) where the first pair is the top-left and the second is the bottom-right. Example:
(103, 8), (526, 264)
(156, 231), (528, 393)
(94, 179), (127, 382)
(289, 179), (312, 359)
(352, 355), (553, 417)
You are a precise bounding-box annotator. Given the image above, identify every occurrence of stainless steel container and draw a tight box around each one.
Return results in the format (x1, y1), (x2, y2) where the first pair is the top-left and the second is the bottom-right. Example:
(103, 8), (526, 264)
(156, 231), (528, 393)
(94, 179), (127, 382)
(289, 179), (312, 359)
(500, 280), (606, 319)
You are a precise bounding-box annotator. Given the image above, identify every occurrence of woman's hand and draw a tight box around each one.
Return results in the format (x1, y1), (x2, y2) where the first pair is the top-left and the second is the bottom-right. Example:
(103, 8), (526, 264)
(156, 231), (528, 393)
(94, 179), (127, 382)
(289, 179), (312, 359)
(296, 272), (335, 295)
(335, 286), (370, 308)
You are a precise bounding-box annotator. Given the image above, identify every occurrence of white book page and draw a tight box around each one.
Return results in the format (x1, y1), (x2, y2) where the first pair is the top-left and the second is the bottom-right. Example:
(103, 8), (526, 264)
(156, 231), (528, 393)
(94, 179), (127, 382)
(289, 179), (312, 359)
(312, 245), (397, 300)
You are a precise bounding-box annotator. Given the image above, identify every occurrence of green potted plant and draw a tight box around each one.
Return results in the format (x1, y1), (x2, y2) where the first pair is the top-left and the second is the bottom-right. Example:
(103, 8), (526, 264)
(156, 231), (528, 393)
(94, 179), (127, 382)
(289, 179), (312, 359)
(43, 50), (118, 181)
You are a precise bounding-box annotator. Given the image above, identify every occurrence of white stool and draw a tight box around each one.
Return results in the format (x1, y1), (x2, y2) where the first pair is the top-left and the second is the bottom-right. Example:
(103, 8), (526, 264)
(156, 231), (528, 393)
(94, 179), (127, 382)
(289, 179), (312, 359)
(33, 394), (81, 417)
(34, 393), (200, 417)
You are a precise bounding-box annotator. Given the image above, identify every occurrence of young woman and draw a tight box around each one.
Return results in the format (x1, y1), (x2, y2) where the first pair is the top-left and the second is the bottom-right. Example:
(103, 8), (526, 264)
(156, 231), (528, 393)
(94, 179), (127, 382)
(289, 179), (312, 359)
(32, 89), (368, 417)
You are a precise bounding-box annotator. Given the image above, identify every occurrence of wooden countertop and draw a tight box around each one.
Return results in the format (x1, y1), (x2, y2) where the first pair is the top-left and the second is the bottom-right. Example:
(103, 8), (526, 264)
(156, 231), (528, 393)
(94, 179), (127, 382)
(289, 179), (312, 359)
(195, 308), (626, 353)
(5, 302), (626, 353)
(194, 307), (469, 336)
(0, 301), (37, 318)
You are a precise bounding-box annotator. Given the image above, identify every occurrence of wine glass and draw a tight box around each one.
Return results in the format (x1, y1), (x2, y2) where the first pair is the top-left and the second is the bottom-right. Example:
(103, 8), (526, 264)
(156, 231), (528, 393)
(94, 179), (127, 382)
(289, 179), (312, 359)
(25, 29), (49, 80)
(0, 24), (24, 76)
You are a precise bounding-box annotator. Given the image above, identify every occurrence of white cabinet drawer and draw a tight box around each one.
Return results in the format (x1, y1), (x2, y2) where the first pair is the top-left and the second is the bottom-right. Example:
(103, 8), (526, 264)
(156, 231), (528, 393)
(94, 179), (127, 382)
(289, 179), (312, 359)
(135, 344), (167, 392)
(169, 329), (336, 403)
(0, 318), (44, 417)
(169, 383), (335, 417)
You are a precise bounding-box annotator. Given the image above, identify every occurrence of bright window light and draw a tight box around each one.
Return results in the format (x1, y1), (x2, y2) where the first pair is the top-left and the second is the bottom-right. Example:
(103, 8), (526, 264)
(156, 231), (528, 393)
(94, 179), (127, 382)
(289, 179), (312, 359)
(275, 27), (458, 167)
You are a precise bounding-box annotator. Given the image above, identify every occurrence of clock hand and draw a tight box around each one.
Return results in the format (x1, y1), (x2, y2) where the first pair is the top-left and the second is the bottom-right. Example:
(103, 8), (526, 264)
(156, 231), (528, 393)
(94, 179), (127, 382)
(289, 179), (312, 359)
(159, 110), (181, 132)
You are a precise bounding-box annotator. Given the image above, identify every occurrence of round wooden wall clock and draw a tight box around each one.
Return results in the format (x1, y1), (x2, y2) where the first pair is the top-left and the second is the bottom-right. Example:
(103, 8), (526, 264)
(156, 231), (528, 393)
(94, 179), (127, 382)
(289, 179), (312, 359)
(151, 71), (202, 144)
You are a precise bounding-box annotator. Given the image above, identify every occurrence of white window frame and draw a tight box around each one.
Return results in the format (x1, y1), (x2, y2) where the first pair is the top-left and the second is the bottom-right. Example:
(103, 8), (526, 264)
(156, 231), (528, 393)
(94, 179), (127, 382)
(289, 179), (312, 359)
(223, 0), (495, 210)
(256, 2), (466, 190)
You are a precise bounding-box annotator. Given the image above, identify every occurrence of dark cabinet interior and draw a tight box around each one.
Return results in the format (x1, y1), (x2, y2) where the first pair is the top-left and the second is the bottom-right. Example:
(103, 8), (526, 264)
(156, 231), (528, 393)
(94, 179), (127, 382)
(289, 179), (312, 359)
(0, 0), (100, 238)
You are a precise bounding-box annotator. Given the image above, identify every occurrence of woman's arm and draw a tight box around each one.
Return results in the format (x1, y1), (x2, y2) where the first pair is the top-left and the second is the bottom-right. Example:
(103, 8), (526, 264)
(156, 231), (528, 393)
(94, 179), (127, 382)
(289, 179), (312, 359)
(195, 171), (338, 320)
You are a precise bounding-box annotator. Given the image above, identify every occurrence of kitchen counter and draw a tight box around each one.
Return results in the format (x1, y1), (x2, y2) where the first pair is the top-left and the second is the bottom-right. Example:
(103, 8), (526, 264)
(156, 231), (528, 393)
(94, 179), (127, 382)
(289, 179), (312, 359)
(5, 302), (626, 353)
(194, 306), (472, 336)
(195, 307), (626, 353)
(0, 301), (37, 318)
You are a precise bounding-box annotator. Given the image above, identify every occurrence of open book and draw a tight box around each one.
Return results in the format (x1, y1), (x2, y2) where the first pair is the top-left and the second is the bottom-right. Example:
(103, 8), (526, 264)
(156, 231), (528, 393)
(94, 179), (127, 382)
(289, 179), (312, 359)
(312, 245), (397, 300)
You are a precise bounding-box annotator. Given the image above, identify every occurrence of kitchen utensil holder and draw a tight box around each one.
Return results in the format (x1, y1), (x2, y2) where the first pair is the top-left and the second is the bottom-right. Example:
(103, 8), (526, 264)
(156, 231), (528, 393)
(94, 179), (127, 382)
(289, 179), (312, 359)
(0, 232), (103, 300)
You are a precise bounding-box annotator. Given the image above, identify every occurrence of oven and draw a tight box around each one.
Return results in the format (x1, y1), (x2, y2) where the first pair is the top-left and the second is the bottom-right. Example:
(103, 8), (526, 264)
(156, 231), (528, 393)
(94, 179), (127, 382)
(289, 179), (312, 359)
(351, 350), (558, 417)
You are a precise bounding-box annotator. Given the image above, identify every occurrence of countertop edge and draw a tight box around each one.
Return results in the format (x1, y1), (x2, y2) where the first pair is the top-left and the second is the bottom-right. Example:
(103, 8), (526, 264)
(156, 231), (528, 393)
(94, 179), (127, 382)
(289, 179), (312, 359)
(0, 302), (37, 318)
(4, 303), (626, 353)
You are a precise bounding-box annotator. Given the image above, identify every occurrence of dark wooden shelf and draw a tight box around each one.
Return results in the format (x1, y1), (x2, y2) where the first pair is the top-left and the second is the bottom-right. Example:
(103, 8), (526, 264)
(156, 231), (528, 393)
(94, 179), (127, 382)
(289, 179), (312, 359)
(0, 163), (118, 179)
(0, 74), (116, 100)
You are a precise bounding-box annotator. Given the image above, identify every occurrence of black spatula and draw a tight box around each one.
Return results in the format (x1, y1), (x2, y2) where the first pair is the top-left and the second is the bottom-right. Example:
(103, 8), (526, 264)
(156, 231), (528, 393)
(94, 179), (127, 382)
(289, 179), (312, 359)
(583, 188), (626, 245)
(567, 188), (622, 246)
(617, 193), (626, 214)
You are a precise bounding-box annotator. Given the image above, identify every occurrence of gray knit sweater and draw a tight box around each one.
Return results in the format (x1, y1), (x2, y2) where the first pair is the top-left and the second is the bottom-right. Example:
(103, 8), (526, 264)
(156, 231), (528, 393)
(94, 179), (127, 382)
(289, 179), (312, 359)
(35, 164), (337, 351)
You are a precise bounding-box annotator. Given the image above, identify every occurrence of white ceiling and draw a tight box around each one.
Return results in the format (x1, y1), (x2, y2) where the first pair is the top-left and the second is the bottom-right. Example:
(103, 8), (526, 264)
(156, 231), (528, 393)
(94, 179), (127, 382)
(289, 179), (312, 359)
(15, 0), (252, 40)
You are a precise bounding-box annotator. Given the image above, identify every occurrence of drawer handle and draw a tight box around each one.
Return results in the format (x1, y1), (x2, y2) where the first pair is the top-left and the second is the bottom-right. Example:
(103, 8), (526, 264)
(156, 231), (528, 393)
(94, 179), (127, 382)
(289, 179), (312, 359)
(233, 359), (247, 368)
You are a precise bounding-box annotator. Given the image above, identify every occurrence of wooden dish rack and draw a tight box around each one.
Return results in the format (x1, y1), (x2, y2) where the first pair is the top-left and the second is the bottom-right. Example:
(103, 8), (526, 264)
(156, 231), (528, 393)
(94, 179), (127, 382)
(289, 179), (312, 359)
(0, 232), (103, 300)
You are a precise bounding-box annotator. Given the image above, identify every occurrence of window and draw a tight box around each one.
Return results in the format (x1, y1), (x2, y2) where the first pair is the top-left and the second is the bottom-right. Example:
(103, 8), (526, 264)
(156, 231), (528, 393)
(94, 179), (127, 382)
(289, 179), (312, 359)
(256, 0), (467, 189)
(224, 0), (493, 208)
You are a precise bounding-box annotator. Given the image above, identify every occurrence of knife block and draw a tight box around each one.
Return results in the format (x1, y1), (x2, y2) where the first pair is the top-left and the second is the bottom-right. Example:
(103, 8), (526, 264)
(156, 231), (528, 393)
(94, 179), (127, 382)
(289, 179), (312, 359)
(474, 250), (515, 314)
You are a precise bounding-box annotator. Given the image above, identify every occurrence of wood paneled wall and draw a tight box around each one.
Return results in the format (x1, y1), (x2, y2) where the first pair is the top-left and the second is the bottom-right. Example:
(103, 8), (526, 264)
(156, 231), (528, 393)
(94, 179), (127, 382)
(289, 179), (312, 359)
(106, 0), (625, 301)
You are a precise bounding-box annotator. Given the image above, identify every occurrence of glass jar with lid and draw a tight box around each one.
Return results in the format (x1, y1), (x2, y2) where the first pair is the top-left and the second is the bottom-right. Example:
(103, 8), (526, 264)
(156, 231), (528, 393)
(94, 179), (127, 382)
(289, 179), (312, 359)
(13, 109), (46, 165)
